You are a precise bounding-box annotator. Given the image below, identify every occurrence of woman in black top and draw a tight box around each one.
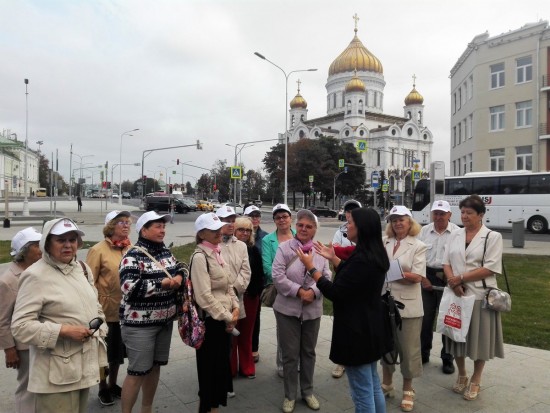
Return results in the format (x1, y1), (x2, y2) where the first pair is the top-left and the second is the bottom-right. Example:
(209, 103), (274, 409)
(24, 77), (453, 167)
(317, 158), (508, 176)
(297, 208), (390, 413)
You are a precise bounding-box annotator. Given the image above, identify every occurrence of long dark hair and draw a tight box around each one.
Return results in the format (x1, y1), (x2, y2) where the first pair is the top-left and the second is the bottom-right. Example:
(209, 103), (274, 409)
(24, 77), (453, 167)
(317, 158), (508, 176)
(352, 207), (390, 272)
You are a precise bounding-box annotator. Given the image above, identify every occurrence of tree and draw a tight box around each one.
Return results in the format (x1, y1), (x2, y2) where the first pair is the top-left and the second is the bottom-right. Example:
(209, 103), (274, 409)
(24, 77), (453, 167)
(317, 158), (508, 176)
(185, 181), (194, 195)
(242, 169), (267, 202)
(196, 173), (211, 199)
(211, 159), (231, 202)
(38, 153), (50, 194)
(262, 143), (285, 203)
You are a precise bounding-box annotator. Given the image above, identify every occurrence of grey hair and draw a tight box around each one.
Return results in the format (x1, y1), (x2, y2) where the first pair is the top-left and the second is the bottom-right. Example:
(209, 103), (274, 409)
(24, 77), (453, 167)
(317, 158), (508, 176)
(295, 209), (319, 227)
(13, 242), (35, 263)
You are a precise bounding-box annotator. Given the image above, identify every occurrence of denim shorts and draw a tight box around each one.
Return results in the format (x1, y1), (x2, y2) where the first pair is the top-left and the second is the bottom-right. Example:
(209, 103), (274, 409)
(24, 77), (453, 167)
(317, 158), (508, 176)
(121, 323), (173, 375)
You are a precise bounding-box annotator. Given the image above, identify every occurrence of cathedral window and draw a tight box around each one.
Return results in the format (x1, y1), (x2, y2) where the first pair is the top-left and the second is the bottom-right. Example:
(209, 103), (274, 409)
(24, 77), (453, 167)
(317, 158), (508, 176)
(347, 100), (351, 115)
(407, 111), (411, 119)
(359, 129), (364, 136)
(407, 127), (413, 136)
(299, 130), (305, 139)
(345, 130), (350, 137)
(359, 100), (363, 114)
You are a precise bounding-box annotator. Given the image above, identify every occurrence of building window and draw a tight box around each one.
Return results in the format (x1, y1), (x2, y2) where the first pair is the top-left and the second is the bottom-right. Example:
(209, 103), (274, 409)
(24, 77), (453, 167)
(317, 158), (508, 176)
(516, 56), (532, 84)
(299, 130), (305, 139)
(391, 129), (396, 136)
(346, 100), (351, 115)
(453, 126), (457, 147)
(358, 99), (363, 114)
(458, 88), (462, 110)
(468, 75), (473, 99)
(489, 148), (505, 171)
(462, 84), (467, 105)
(465, 117), (470, 141)
(490, 63), (505, 89)
(377, 150), (381, 166)
(516, 146), (532, 170)
(462, 156), (467, 176)
(490, 105), (505, 131)
(359, 129), (364, 136)
(515, 100), (532, 128)
(332, 93), (336, 109)
(469, 114), (473, 139)
(342, 93), (345, 107)
(391, 148), (395, 165)
(458, 122), (462, 144)
(468, 153), (473, 172)
(345, 130), (350, 137)
(453, 93), (457, 114)
(407, 127), (413, 136)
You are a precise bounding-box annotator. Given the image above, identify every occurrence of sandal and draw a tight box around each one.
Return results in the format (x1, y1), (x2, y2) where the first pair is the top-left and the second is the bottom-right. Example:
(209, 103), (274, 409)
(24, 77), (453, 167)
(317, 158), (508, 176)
(452, 375), (469, 394)
(463, 382), (481, 400)
(381, 384), (395, 398)
(400, 389), (415, 412)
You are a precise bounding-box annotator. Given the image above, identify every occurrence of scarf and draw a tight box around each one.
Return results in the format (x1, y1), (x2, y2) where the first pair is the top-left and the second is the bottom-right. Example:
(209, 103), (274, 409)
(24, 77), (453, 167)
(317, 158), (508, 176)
(111, 238), (131, 249)
(202, 240), (225, 266)
(295, 236), (314, 253)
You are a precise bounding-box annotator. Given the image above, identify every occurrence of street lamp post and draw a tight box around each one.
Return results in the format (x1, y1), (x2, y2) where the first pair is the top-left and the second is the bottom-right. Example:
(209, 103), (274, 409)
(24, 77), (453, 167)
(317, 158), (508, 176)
(72, 153), (94, 197)
(225, 143), (253, 204)
(22, 79), (30, 216)
(119, 128), (139, 205)
(254, 52), (317, 205)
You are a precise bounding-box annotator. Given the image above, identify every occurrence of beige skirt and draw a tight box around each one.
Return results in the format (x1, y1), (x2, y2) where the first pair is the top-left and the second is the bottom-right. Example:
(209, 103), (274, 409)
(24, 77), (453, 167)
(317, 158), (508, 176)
(444, 300), (504, 361)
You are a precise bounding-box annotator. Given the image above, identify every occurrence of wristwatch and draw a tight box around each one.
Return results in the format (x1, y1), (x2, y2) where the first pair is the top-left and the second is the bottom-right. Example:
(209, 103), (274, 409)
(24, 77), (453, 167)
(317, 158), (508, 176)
(307, 267), (318, 277)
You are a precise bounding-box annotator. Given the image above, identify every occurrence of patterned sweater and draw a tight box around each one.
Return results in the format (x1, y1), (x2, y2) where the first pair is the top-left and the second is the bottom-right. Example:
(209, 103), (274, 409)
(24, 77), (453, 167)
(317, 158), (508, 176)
(119, 237), (181, 326)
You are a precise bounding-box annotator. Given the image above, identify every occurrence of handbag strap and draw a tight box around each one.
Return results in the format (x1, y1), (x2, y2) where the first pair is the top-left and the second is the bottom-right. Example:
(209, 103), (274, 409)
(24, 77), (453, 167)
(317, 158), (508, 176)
(480, 232), (511, 294)
(130, 245), (173, 279)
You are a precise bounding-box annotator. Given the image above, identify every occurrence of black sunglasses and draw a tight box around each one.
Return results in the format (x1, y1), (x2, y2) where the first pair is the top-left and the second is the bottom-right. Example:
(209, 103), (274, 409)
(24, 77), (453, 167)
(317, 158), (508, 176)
(88, 317), (104, 335)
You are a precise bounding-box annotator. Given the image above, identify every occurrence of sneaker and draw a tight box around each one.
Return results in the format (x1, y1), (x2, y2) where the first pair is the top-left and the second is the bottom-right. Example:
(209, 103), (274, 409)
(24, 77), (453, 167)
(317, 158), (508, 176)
(227, 391), (236, 398)
(110, 384), (122, 399)
(98, 388), (114, 406)
(331, 364), (345, 378)
(302, 394), (320, 410)
(282, 398), (295, 413)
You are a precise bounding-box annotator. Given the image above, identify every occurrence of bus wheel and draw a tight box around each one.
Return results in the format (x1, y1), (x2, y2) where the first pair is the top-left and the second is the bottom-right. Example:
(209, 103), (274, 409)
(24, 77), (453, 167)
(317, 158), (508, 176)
(527, 216), (548, 234)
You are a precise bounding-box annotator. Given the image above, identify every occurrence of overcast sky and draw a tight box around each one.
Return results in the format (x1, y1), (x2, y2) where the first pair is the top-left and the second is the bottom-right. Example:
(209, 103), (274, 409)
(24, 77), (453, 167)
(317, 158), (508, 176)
(1, 0), (547, 186)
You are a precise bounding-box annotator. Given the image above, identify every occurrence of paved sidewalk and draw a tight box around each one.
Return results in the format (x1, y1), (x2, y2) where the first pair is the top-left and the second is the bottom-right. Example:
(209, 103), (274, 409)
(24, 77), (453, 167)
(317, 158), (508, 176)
(0, 308), (549, 413)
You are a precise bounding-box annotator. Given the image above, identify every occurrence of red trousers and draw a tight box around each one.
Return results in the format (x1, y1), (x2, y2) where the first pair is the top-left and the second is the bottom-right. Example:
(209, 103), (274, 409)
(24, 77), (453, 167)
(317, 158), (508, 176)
(230, 294), (260, 377)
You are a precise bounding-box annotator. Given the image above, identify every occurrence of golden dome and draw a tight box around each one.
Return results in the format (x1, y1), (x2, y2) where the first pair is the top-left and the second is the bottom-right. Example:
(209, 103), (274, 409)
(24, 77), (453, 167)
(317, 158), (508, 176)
(290, 82), (307, 109)
(404, 85), (424, 105)
(329, 29), (383, 76)
(345, 71), (366, 92)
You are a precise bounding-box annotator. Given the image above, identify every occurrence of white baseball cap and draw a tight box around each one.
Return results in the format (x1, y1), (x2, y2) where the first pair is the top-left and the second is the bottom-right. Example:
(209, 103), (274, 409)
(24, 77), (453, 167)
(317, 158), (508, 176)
(272, 203), (291, 216)
(216, 205), (237, 218)
(105, 210), (131, 225)
(195, 212), (228, 232)
(386, 205), (412, 221)
(11, 227), (42, 256)
(431, 200), (451, 213)
(50, 219), (85, 236)
(135, 211), (171, 233)
(244, 205), (260, 216)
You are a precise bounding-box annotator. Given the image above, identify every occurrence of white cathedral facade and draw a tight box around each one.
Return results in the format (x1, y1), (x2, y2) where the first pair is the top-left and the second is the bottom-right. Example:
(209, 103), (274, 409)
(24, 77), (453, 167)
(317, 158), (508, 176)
(284, 19), (434, 205)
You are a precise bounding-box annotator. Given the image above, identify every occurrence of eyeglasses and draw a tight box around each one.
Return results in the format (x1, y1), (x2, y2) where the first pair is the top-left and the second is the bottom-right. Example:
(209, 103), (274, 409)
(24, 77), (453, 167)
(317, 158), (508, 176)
(116, 221), (132, 227)
(88, 317), (104, 336)
(236, 228), (252, 233)
(53, 237), (78, 245)
(274, 215), (290, 221)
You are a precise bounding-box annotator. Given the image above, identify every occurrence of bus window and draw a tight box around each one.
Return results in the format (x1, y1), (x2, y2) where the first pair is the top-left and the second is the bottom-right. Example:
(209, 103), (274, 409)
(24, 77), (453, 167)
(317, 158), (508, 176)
(499, 176), (528, 194)
(411, 179), (430, 212)
(529, 175), (550, 194)
(446, 178), (472, 195)
(472, 177), (499, 195)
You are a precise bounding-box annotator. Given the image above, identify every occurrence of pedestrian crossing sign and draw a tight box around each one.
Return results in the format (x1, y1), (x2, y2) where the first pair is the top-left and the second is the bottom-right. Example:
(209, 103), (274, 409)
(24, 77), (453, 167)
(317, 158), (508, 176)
(356, 140), (367, 152)
(231, 166), (242, 179)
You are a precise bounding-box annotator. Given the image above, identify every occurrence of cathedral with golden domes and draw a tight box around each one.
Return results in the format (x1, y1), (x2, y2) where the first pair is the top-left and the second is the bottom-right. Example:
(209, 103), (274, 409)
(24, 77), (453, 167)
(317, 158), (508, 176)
(285, 15), (434, 203)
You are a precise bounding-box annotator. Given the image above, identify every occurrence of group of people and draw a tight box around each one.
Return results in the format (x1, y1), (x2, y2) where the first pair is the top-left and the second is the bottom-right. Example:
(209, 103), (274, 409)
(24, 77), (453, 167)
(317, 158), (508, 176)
(0, 193), (505, 413)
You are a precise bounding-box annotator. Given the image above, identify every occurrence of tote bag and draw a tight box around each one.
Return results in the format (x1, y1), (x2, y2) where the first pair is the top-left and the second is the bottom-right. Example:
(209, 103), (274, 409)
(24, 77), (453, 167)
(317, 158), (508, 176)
(436, 287), (475, 343)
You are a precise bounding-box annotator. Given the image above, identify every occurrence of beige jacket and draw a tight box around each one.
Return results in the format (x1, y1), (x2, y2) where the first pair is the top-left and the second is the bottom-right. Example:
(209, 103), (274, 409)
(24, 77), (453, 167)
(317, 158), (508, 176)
(11, 218), (107, 394)
(0, 262), (29, 351)
(86, 238), (130, 322)
(383, 235), (427, 318)
(220, 236), (251, 319)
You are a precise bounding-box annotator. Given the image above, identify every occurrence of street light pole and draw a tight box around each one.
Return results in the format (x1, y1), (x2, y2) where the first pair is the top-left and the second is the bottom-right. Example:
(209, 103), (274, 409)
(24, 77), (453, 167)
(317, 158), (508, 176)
(22, 79), (30, 216)
(119, 128), (139, 205)
(254, 52), (317, 205)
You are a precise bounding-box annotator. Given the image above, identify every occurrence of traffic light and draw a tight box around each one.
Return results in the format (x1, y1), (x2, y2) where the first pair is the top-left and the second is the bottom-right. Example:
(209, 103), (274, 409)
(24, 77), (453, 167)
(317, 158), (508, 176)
(102, 181), (107, 189)
(177, 159), (179, 165)
(168, 184), (173, 193)
(107, 182), (112, 189)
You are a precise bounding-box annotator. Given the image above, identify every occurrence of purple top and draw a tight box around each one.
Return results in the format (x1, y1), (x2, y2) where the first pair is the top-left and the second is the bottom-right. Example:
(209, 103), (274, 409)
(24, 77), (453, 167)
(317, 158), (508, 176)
(272, 238), (331, 321)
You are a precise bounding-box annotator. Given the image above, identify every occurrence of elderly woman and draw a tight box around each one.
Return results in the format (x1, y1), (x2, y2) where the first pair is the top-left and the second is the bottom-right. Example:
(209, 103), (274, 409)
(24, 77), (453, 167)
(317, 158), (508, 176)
(119, 211), (185, 413)
(231, 216), (265, 379)
(443, 195), (504, 401)
(262, 203), (295, 377)
(86, 210), (132, 406)
(298, 208), (390, 412)
(191, 213), (240, 413)
(0, 227), (42, 413)
(272, 209), (331, 413)
(381, 205), (426, 412)
(11, 218), (108, 413)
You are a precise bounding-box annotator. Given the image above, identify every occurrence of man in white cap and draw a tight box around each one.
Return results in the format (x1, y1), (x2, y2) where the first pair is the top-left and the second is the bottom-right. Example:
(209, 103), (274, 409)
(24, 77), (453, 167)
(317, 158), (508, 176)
(418, 200), (459, 374)
(0, 227), (42, 413)
(216, 205), (251, 397)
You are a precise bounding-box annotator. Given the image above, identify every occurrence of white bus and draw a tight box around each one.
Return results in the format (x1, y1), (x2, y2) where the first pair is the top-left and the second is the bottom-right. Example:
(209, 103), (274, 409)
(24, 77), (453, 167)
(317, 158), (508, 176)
(411, 169), (550, 234)
(35, 188), (47, 197)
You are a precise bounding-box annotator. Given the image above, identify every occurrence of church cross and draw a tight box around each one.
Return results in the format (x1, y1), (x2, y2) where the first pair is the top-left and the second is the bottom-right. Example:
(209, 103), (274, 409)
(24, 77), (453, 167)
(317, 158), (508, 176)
(353, 13), (360, 32)
(296, 79), (301, 93)
(412, 73), (417, 87)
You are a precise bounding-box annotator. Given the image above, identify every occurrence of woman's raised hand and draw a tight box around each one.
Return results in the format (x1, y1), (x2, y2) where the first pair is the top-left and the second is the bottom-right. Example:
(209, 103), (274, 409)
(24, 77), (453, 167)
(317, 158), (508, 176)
(295, 247), (313, 267)
(313, 241), (335, 260)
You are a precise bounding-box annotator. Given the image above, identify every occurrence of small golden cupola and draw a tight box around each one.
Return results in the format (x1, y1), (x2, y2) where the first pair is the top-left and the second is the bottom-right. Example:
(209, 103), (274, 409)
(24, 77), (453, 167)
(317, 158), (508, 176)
(404, 76), (424, 105)
(345, 70), (366, 93)
(290, 81), (307, 109)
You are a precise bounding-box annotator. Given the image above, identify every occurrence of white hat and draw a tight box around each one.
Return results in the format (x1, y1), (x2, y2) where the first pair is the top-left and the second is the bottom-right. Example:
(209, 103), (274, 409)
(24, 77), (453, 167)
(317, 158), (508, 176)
(11, 227), (42, 256)
(386, 205), (412, 221)
(244, 205), (260, 216)
(343, 199), (362, 211)
(272, 203), (291, 216)
(105, 210), (131, 225)
(50, 219), (85, 236)
(216, 205), (237, 218)
(135, 211), (171, 233)
(431, 200), (451, 213)
(195, 212), (228, 232)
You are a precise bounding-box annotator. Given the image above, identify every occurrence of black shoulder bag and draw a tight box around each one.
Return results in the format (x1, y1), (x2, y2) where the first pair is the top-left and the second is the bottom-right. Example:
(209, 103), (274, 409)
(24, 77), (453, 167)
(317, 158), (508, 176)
(381, 285), (405, 365)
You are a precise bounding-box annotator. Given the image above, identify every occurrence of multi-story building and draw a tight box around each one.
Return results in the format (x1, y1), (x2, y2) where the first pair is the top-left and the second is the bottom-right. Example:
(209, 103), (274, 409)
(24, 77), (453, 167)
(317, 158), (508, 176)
(1, 129), (40, 197)
(450, 21), (550, 176)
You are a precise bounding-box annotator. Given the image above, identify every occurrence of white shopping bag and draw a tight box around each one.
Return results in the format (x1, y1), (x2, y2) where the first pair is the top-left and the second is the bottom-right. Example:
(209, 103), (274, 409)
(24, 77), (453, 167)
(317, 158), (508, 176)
(436, 287), (476, 343)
